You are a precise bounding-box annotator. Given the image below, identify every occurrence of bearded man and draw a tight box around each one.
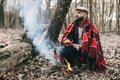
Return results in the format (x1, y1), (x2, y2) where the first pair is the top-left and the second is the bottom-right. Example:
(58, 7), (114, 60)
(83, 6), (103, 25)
(59, 7), (106, 73)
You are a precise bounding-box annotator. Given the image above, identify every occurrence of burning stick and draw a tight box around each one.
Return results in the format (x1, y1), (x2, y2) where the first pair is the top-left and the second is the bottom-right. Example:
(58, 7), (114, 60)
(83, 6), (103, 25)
(64, 58), (73, 71)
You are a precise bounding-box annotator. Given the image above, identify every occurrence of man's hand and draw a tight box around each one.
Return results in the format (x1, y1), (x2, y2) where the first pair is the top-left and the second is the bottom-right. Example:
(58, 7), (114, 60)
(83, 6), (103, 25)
(72, 44), (82, 51)
(63, 39), (73, 47)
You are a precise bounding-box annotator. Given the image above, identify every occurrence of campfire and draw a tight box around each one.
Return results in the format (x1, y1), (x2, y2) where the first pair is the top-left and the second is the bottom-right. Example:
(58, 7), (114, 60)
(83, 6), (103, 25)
(64, 58), (73, 71)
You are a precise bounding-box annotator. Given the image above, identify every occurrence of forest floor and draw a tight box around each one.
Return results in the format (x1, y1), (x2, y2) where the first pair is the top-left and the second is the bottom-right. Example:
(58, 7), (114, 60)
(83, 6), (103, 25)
(0, 28), (120, 80)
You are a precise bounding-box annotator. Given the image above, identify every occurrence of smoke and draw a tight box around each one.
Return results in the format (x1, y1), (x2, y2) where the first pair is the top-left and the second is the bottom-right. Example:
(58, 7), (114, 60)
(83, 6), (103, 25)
(5, 0), (56, 64)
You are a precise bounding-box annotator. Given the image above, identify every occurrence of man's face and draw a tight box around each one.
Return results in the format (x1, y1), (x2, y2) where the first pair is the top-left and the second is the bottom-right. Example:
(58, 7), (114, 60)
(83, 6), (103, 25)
(75, 10), (88, 21)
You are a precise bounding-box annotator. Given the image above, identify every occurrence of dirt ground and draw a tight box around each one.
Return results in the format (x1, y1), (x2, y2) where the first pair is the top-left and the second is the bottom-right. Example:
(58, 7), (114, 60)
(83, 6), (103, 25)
(0, 29), (120, 80)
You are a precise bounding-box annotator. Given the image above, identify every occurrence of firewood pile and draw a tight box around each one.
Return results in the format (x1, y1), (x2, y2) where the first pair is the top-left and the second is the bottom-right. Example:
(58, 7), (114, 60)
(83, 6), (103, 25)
(0, 29), (120, 80)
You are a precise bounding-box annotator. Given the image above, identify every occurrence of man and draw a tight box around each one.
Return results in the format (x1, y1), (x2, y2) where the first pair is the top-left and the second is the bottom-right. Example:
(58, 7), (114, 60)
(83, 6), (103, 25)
(59, 7), (106, 73)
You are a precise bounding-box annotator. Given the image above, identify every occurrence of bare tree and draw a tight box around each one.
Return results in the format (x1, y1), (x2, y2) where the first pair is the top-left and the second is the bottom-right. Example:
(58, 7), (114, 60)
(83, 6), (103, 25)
(102, 0), (105, 33)
(4, 12), (9, 28)
(118, 0), (120, 34)
(45, 0), (51, 23)
(0, 0), (4, 27)
(93, 0), (99, 28)
(80, 0), (84, 6)
(47, 0), (72, 43)
(116, 0), (118, 32)
(86, 0), (89, 8)
(89, 0), (93, 22)
(109, 0), (114, 31)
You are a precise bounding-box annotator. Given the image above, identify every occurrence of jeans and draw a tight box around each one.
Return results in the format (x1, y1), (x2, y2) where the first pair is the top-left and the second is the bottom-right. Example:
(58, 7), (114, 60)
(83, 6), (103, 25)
(60, 46), (96, 67)
(60, 46), (87, 66)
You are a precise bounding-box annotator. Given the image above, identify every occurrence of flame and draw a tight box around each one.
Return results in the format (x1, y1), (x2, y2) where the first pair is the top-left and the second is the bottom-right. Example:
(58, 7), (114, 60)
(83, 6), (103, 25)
(64, 58), (73, 71)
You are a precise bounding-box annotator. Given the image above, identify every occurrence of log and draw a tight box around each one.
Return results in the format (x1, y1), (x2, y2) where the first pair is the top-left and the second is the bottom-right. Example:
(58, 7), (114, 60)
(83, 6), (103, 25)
(0, 40), (33, 77)
(0, 28), (33, 76)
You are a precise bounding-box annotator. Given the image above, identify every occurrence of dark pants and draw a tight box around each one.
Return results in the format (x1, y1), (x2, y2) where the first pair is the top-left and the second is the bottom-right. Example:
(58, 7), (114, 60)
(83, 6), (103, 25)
(60, 46), (96, 67)
(60, 46), (87, 66)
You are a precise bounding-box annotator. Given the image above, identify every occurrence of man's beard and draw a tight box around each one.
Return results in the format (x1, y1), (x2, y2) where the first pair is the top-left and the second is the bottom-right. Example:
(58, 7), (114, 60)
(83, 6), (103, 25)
(75, 16), (84, 22)
(74, 16), (84, 26)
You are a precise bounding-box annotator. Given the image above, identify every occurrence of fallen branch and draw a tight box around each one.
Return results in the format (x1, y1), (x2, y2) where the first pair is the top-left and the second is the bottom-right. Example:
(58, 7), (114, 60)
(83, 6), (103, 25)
(0, 41), (33, 77)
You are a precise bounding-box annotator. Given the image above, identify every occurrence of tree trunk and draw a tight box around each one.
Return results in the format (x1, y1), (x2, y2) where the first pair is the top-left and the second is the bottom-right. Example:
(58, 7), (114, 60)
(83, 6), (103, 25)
(47, 0), (72, 43)
(89, 0), (93, 22)
(75, 0), (77, 8)
(0, 0), (4, 27)
(102, 0), (105, 33)
(8, 12), (21, 28)
(4, 11), (10, 28)
(98, 2), (102, 32)
(109, 0), (114, 31)
(80, 0), (84, 6)
(116, 0), (118, 32)
(116, 0), (120, 34)
(87, 0), (89, 8)
(93, 0), (99, 28)
(46, 0), (51, 23)
(15, 11), (22, 28)
(118, 0), (120, 34)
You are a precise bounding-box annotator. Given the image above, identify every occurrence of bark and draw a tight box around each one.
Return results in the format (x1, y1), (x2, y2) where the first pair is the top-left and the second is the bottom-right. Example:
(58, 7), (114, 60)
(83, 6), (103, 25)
(46, 0), (51, 23)
(0, 0), (4, 27)
(8, 11), (22, 28)
(14, 11), (21, 28)
(47, 0), (72, 43)
(89, 0), (93, 22)
(0, 37), (33, 77)
(93, 0), (99, 29)
(116, 0), (118, 32)
(74, 0), (77, 8)
(109, 0), (114, 31)
(80, 0), (84, 6)
(98, 1), (102, 32)
(0, 30), (33, 76)
(116, 0), (120, 34)
(4, 11), (9, 28)
(87, 0), (89, 8)
(102, 0), (105, 33)
(118, 0), (120, 34)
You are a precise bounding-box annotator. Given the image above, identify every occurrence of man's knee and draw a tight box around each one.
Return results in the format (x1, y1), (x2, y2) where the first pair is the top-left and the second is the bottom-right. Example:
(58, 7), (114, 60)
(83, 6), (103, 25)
(60, 46), (76, 56)
(60, 46), (68, 57)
